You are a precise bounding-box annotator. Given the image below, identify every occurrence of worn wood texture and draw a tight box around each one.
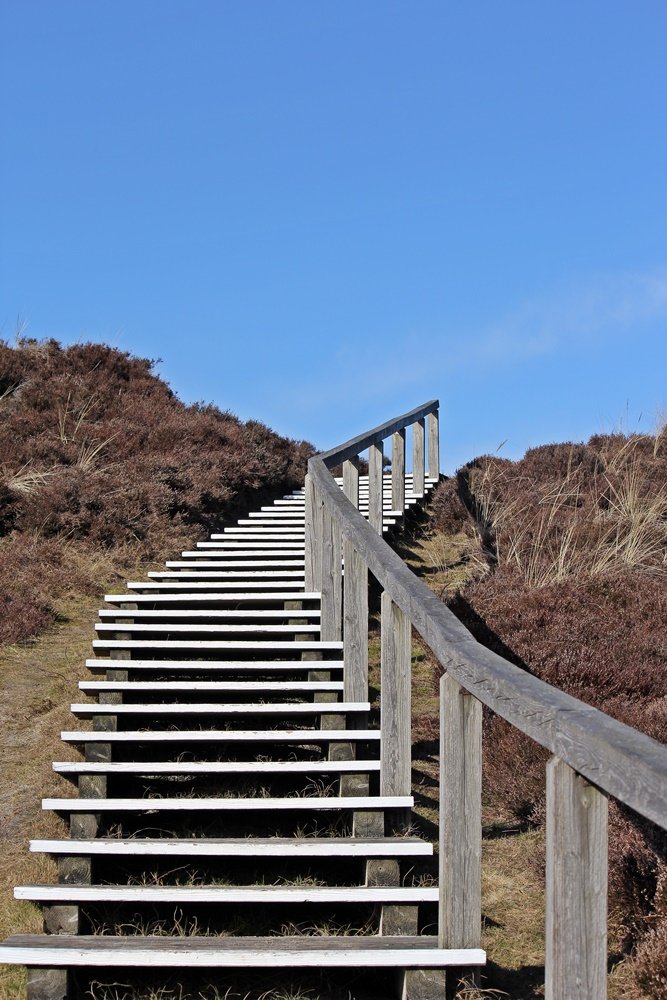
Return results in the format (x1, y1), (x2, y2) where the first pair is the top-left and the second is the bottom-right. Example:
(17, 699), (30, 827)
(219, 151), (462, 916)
(427, 410), (440, 479)
(380, 592), (411, 797)
(342, 456), (360, 508)
(343, 540), (368, 702)
(368, 441), (384, 534)
(318, 399), (438, 468)
(320, 506), (342, 641)
(545, 758), (608, 1000)
(309, 454), (667, 828)
(439, 674), (482, 952)
(412, 418), (425, 497)
(392, 430), (406, 513)
(303, 473), (319, 592)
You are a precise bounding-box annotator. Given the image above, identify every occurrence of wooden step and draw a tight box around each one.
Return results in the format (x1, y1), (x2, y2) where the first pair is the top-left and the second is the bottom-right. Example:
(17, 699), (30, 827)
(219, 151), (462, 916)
(146, 571), (307, 579)
(30, 836), (431, 857)
(195, 541), (304, 548)
(61, 728), (380, 745)
(70, 702), (368, 717)
(94, 623), (321, 635)
(164, 560), (305, 569)
(79, 680), (342, 694)
(85, 658), (344, 673)
(0, 934), (485, 969)
(98, 609), (321, 620)
(91, 639), (340, 652)
(127, 581), (311, 591)
(104, 591), (318, 604)
(43, 795), (412, 813)
(53, 759), (378, 776)
(15, 885), (437, 905)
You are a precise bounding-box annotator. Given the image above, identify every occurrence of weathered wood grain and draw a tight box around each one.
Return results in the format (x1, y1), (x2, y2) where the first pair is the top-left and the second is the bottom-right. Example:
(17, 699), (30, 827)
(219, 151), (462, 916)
(391, 430), (406, 513)
(427, 410), (440, 479)
(343, 456), (360, 508)
(412, 418), (425, 497)
(545, 758), (608, 1000)
(343, 539), (369, 702)
(368, 441), (384, 534)
(439, 674), (482, 951)
(380, 592), (411, 797)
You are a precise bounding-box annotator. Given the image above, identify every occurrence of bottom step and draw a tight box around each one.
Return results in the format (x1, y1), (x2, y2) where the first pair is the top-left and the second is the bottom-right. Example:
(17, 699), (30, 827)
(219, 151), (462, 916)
(0, 934), (485, 968)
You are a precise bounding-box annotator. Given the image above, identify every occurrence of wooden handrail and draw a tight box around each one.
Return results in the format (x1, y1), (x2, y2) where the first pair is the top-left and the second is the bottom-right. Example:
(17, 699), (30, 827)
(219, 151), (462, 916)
(307, 400), (667, 999)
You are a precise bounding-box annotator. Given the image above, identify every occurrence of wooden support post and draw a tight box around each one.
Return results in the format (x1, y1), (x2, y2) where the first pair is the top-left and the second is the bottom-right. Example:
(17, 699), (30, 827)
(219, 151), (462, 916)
(545, 758), (608, 1000)
(27, 968), (68, 1000)
(380, 592), (411, 801)
(320, 506), (342, 642)
(392, 429), (406, 514)
(427, 410), (440, 480)
(343, 542), (368, 703)
(439, 674), (482, 994)
(343, 455), (360, 508)
(304, 473), (319, 592)
(413, 419), (425, 497)
(368, 441), (384, 534)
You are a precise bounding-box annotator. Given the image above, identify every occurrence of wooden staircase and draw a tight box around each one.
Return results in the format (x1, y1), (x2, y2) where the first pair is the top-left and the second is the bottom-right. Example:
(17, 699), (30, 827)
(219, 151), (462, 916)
(1, 469), (483, 998)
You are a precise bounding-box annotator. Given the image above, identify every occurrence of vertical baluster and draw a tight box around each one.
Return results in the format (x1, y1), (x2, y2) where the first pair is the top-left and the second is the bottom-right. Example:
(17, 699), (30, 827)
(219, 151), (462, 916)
(380, 591), (411, 797)
(343, 542), (368, 702)
(439, 673), (483, 988)
(369, 441), (384, 534)
(391, 429), (405, 514)
(304, 473), (317, 592)
(320, 505), (342, 641)
(428, 409), (440, 480)
(343, 455), (360, 508)
(545, 758), (608, 1000)
(413, 418), (425, 497)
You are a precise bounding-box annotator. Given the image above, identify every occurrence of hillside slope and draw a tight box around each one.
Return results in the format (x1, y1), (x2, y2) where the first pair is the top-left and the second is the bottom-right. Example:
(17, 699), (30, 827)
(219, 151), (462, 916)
(0, 338), (312, 646)
(419, 431), (666, 998)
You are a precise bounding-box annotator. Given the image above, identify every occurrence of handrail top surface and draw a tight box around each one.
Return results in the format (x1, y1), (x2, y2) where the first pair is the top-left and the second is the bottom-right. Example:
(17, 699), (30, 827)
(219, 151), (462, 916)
(308, 409), (667, 830)
(317, 399), (438, 468)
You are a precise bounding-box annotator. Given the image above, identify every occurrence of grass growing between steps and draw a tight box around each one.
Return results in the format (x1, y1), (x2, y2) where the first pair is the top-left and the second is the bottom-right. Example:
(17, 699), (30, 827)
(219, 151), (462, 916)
(0, 588), (127, 1000)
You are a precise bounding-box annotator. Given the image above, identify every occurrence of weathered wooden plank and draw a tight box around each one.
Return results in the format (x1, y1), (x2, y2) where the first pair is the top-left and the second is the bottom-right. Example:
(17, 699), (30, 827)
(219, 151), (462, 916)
(427, 409), (440, 479)
(412, 418), (425, 497)
(368, 441), (384, 534)
(545, 758), (608, 1000)
(391, 429), (406, 513)
(31, 837), (431, 857)
(71, 701), (368, 717)
(343, 541), (368, 703)
(320, 506), (342, 642)
(85, 658), (343, 672)
(17, 885), (436, 904)
(62, 728), (382, 744)
(43, 795), (413, 813)
(1, 934), (485, 969)
(304, 472), (318, 591)
(439, 674), (482, 952)
(343, 456), (360, 508)
(309, 457), (667, 828)
(380, 592), (411, 797)
(53, 759), (380, 776)
(317, 399), (438, 467)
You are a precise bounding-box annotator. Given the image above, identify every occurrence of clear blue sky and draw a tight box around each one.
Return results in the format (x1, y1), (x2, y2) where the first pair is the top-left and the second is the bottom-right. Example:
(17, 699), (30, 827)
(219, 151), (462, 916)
(2, 1), (666, 471)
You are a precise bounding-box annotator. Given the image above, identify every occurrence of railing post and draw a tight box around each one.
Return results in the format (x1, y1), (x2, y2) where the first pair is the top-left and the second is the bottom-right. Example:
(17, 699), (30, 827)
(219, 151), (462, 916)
(545, 758), (608, 1000)
(412, 418), (425, 497)
(343, 455), (360, 508)
(320, 505), (342, 641)
(391, 429), (405, 514)
(428, 409), (440, 480)
(304, 472), (322, 593)
(368, 441), (384, 534)
(380, 591), (411, 798)
(439, 673), (482, 980)
(343, 541), (368, 702)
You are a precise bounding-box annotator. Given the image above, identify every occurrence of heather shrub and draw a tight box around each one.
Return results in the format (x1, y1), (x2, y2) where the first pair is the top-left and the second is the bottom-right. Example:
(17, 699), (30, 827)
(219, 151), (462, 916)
(427, 429), (667, 993)
(0, 339), (313, 644)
